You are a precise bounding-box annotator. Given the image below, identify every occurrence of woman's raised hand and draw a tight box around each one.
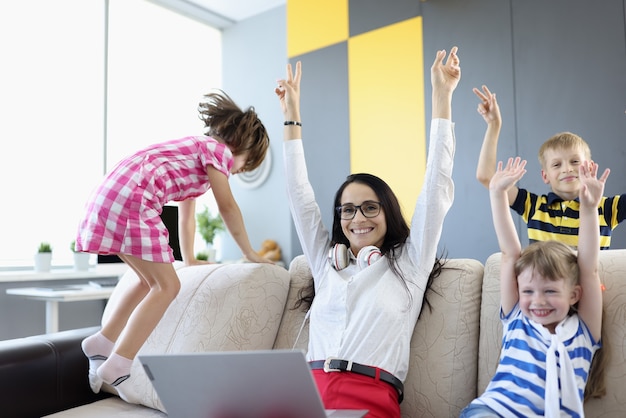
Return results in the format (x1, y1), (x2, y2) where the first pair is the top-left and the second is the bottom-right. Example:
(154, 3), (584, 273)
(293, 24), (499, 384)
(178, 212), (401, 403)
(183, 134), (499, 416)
(275, 61), (302, 119)
(431, 46), (461, 94)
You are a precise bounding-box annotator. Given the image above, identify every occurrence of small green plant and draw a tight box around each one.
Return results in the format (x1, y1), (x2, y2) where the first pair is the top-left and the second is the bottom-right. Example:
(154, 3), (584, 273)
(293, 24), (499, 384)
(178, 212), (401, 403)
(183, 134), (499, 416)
(37, 242), (52, 253)
(196, 251), (209, 261)
(196, 206), (225, 245)
(70, 240), (78, 252)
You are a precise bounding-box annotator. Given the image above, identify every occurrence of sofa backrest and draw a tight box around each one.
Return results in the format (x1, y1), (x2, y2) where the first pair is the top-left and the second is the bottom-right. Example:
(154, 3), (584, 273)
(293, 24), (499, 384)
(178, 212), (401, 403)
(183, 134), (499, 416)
(100, 262), (291, 412)
(479, 249), (626, 417)
(276, 255), (485, 418)
(273, 254), (312, 352)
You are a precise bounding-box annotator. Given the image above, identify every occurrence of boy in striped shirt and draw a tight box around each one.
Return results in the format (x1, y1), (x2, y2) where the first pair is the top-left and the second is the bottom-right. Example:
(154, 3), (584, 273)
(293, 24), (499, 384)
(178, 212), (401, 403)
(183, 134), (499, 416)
(473, 85), (625, 249)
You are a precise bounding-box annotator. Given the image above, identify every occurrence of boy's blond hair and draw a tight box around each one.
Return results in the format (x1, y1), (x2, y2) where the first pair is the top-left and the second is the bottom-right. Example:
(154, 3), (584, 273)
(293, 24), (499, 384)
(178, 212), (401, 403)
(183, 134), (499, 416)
(537, 132), (591, 168)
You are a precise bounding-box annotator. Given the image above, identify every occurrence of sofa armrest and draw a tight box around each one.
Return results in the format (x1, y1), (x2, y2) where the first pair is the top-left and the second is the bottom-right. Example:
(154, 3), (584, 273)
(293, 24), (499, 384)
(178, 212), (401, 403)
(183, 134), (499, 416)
(0, 326), (110, 418)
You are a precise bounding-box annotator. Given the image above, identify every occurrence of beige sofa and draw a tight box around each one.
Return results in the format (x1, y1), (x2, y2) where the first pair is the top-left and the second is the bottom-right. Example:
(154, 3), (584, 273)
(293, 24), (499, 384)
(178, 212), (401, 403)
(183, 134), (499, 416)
(34, 249), (626, 417)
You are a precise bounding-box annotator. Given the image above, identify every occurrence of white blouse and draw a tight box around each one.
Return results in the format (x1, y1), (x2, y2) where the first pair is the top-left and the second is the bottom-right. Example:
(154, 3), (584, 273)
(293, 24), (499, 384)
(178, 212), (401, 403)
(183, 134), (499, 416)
(283, 119), (455, 382)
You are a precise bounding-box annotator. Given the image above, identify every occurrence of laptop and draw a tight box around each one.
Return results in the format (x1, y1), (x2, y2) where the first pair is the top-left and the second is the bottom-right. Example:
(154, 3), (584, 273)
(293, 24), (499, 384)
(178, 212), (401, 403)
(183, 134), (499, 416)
(139, 349), (368, 418)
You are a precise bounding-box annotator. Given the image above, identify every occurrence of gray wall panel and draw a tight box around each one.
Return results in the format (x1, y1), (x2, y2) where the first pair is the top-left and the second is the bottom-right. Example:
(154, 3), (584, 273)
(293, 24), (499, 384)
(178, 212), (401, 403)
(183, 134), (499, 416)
(423, 0), (626, 262)
(220, 1), (626, 265)
(289, 42), (351, 240)
(422, 0), (519, 261)
(512, 0), (626, 252)
(221, 7), (293, 262)
(349, 0), (421, 37)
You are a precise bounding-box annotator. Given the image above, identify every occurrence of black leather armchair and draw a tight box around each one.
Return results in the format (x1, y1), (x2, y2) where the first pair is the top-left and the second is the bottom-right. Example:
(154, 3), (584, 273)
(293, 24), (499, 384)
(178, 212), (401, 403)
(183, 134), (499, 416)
(0, 326), (110, 418)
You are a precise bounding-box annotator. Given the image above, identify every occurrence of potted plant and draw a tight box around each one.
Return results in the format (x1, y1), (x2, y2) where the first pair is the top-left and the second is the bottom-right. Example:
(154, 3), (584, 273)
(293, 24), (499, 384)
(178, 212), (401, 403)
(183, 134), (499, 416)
(70, 240), (91, 271)
(196, 206), (225, 262)
(195, 251), (209, 261)
(34, 241), (53, 272)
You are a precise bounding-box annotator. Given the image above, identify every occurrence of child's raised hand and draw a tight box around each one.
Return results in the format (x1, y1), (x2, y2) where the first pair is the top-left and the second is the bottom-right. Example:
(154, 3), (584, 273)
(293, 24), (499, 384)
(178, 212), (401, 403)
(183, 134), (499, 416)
(579, 160), (610, 208)
(473, 85), (501, 125)
(489, 157), (527, 193)
(275, 61), (301, 118)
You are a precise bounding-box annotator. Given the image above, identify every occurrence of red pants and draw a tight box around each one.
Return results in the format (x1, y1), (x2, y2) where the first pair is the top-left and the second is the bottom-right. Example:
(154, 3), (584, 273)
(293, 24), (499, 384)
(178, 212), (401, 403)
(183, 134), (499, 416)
(311, 368), (401, 418)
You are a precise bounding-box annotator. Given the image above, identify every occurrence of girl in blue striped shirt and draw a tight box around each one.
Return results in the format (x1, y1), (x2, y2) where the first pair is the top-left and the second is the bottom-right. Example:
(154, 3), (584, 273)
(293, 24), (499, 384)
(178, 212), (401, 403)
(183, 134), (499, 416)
(461, 157), (608, 418)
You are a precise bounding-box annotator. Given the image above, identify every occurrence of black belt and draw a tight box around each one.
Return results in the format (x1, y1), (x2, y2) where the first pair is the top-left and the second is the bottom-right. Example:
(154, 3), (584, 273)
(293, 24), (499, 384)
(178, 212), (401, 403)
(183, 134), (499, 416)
(309, 359), (404, 404)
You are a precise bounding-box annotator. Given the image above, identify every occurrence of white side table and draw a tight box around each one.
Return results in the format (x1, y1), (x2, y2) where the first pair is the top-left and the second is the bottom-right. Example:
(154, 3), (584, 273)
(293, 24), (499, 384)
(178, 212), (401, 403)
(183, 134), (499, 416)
(6, 284), (116, 333)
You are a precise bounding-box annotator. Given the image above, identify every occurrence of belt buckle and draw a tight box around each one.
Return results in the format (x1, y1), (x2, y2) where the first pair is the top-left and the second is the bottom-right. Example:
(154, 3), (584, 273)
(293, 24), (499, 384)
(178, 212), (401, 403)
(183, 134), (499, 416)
(323, 357), (353, 373)
(323, 357), (341, 373)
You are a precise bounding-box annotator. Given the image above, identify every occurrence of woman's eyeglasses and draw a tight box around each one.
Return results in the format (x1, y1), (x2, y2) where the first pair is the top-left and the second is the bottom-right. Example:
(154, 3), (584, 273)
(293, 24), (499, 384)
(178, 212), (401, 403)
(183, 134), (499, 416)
(336, 201), (382, 220)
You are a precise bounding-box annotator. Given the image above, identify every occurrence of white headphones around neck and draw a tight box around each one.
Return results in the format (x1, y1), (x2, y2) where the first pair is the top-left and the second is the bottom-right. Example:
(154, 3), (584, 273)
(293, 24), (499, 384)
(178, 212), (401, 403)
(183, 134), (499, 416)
(328, 244), (382, 271)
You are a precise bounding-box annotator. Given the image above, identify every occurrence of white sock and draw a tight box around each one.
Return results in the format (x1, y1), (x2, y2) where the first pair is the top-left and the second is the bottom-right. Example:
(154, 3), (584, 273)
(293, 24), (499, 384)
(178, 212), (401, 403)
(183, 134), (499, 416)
(97, 352), (133, 387)
(81, 332), (114, 392)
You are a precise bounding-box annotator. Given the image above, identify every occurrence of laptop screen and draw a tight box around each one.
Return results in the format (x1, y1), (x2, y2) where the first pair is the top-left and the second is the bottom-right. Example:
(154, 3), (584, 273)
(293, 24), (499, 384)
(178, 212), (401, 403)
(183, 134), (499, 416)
(139, 350), (367, 418)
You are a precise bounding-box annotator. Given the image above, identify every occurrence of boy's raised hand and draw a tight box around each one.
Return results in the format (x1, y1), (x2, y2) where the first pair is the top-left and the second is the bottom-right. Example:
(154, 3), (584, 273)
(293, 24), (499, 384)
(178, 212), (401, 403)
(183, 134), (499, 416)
(579, 160), (610, 208)
(490, 157), (527, 193)
(473, 85), (501, 125)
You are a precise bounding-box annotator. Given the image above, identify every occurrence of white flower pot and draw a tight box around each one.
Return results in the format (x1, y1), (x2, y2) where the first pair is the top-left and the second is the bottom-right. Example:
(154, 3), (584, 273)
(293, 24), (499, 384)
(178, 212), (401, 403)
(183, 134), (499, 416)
(73, 252), (91, 271)
(206, 246), (217, 263)
(34, 253), (52, 272)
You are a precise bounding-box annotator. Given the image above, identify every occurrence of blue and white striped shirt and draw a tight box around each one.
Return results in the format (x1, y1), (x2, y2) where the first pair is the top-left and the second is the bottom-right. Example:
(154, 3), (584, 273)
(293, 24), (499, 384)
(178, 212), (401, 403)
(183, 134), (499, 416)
(472, 305), (600, 417)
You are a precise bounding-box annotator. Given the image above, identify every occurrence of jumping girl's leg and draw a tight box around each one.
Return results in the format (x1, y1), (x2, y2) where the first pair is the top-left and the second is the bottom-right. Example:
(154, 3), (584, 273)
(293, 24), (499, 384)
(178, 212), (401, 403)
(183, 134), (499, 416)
(96, 255), (180, 398)
(81, 331), (115, 392)
(81, 255), (151, 392)
(100, 268), (151, 340)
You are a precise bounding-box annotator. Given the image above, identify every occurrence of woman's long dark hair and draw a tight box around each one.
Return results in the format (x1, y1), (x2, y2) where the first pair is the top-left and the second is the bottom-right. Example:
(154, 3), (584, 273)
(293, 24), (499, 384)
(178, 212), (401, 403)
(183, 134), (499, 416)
(294, 173), (445, 315)
(332, 174), (408, 278)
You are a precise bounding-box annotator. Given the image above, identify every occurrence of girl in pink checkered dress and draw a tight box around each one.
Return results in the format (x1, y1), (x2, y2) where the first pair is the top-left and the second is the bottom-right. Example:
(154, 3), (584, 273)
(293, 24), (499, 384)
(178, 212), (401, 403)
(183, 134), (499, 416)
(77, 90), (273, 397)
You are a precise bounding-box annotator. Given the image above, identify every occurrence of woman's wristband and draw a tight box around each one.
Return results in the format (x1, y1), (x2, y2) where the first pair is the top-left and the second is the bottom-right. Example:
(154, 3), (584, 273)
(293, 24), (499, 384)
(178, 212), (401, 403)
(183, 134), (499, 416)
(284, 120), (302, 126)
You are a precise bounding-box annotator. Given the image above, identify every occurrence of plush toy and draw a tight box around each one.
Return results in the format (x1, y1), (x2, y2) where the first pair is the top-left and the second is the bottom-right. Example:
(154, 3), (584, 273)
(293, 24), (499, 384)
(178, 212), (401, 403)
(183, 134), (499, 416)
(257, 239), (282, 262)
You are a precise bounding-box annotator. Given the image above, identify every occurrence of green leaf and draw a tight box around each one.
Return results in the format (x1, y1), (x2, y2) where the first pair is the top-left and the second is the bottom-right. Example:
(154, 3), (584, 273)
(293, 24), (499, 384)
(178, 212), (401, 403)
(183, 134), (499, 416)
(196, 206), (225, 245)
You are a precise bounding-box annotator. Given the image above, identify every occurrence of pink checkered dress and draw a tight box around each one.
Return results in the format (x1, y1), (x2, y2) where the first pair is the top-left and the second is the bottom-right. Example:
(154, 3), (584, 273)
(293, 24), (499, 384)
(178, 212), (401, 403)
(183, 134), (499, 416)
(76, 136), (232, 262)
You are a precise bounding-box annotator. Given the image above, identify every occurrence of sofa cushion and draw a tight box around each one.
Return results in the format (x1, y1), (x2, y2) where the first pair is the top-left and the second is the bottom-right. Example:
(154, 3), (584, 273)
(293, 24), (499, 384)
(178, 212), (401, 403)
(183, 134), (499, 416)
(45, 397), (166, 418)
(274, 255), (485, 418)
(99, 262), (290, 413)
(478, 249), (626, 417)
(403, 258), (484, 418)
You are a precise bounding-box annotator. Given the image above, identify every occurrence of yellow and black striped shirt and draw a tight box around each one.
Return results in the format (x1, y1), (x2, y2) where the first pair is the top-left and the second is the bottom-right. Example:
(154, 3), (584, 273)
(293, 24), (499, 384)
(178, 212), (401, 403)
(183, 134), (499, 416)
(511, 189), (626, 249)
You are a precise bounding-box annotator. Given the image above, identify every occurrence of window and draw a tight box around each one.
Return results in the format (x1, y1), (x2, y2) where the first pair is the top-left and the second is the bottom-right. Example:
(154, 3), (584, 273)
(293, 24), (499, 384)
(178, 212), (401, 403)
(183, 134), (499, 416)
(0, 0), (221, 267)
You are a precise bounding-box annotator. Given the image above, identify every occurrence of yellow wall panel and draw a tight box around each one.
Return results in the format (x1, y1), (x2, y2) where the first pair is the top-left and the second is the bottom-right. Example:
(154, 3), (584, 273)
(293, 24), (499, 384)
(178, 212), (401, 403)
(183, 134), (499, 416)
(287, 0), (348, 58)
(348, 17), (425, 222)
